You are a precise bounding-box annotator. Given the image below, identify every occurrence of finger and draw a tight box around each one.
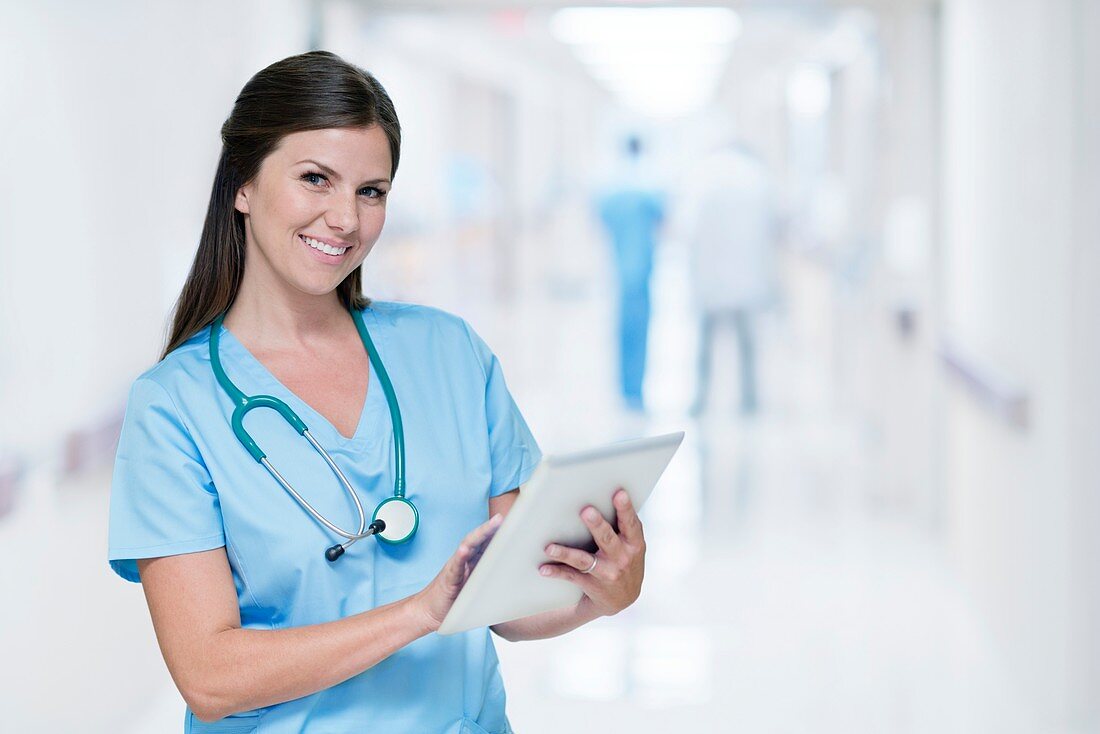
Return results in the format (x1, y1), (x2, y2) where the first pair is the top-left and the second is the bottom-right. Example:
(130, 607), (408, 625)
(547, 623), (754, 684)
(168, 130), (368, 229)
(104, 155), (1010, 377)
(466, 534), (494, 572)
(446, 515), (502, 583)
(462, 514), (502, 568)
(544, 543), (598, 574)
(612, 488), (645, 546)
(442, 543), (474, 586)
(582, 506), (624, 558)
(465, 513), (503, 548)
(538, 561), (596, 590)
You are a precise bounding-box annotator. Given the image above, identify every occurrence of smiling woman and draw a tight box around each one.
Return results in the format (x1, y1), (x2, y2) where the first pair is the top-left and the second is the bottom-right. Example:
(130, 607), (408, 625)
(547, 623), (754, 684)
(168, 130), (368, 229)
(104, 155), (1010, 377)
(161, 51), (401, 360)
(231, 126), (392, 300)
(105, 49), (650, 734)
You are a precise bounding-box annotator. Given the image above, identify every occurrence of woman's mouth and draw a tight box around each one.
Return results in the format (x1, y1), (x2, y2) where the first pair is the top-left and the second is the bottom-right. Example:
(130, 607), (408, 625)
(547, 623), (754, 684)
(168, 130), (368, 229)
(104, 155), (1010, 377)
(299, 234), (350, 259)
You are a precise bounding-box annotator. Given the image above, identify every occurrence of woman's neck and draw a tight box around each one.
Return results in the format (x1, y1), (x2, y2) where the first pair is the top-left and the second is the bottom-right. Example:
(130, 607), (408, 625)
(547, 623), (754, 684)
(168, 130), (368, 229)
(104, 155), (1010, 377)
(224, 261), (350, 351)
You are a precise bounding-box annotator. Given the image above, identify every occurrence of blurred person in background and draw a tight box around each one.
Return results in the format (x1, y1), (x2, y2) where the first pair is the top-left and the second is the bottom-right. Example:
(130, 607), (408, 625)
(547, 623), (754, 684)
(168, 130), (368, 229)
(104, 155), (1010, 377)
(681, 138), (780, 417)
(106, 51), (648, 733)
(594, 134), (666, 412)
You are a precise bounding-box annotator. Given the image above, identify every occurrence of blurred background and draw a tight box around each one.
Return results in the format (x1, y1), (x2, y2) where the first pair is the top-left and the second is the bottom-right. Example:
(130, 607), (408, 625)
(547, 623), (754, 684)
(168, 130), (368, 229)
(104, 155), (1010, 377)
(2, 0), (1099, 731)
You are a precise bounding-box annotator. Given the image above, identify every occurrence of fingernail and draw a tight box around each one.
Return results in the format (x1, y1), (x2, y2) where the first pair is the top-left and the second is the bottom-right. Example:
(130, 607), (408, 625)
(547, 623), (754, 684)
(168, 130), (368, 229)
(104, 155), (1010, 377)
(546, 545), (560, 558)
(539, 566), (552, 576)
(583, 507), (600, 522)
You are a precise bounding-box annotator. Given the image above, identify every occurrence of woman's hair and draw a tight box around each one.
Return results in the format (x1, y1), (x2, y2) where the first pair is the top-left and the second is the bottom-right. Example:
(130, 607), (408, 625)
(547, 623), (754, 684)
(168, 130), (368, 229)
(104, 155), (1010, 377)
(160, 50), (401, 359)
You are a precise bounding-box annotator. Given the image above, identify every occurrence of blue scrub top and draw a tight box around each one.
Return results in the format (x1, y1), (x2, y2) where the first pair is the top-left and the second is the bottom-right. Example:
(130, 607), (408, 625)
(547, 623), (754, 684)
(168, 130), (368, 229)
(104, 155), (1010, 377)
(107, 302), (542, 734)
(596, 187), (664, 285)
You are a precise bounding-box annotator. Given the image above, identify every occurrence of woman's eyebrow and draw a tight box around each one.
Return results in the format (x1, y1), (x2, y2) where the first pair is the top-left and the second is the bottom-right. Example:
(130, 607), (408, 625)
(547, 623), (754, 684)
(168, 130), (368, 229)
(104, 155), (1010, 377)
(295, 159), (390, 186)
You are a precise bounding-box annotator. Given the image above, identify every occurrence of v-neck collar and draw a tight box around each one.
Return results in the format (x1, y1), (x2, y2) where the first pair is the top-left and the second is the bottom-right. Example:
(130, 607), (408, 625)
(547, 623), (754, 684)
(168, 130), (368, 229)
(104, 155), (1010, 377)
(213, 308), (388, 448)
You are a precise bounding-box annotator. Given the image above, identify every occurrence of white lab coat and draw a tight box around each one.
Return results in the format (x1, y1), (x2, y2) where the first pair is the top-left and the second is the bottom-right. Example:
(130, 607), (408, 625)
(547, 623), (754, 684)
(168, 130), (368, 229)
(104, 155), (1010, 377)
(679, 146), (779, 312)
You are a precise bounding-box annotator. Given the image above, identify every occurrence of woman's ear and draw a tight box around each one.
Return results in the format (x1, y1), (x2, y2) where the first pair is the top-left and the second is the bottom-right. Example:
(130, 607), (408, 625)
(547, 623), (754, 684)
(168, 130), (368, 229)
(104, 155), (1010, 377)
(234, 184), (251, 215)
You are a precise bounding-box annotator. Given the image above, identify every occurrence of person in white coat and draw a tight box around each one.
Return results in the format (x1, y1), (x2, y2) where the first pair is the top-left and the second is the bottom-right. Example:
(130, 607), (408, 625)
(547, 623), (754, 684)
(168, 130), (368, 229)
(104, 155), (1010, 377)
(680, 141), (779, 416)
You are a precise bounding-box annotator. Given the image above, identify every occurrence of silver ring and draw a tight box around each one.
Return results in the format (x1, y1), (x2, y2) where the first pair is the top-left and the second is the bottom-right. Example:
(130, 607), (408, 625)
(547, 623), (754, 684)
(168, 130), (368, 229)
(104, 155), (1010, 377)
(581, 556), (598, 574)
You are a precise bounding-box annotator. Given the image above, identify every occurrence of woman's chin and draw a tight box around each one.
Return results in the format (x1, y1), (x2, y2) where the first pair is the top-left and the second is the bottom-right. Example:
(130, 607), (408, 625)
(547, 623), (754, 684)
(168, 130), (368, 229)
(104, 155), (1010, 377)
(291, 277), (348, 298)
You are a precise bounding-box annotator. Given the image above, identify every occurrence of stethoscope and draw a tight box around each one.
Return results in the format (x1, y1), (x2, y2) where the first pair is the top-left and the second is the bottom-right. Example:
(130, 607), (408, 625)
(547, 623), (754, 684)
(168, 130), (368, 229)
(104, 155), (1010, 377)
(209, 306), (419, 561)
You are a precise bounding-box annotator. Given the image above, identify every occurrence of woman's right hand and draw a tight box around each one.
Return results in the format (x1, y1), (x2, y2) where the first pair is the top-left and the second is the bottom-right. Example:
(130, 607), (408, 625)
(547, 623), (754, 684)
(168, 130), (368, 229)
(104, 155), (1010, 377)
(413, 513), (504, 632)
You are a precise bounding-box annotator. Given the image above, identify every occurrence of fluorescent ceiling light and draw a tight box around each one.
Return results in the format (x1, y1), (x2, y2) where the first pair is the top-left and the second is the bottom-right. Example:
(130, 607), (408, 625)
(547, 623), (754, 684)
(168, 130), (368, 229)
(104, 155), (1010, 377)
(573, 44), (730, 69)
(550, 7), (742, 45)
(550, 6), (741, 118)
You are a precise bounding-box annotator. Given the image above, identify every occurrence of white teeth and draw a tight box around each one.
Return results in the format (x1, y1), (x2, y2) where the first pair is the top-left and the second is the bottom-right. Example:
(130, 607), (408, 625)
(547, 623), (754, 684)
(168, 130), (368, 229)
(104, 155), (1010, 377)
(301, 235), (347, 256)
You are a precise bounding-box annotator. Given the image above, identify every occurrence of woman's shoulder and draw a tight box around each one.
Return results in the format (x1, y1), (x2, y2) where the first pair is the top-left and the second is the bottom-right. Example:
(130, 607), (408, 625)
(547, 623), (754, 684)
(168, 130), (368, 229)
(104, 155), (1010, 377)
(363, 300), (475, 340)
(364, 299), (464, 325)
(363, 300), (490, 369)
(129, 323), (214, 397)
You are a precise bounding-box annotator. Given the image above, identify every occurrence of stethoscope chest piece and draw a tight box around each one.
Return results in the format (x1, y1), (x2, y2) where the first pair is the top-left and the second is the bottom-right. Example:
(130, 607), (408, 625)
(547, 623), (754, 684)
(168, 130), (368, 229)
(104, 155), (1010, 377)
(373, 496), (419, 544)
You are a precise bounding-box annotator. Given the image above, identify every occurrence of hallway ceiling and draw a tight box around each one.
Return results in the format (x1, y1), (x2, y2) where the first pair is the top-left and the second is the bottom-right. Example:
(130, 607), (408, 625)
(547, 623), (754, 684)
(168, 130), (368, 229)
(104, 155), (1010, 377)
(358, 0), (936, 11)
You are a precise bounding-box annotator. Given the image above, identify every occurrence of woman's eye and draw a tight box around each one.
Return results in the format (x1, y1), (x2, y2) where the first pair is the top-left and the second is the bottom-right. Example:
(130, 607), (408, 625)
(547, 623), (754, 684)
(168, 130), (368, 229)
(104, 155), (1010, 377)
(302, 172), (385, 199)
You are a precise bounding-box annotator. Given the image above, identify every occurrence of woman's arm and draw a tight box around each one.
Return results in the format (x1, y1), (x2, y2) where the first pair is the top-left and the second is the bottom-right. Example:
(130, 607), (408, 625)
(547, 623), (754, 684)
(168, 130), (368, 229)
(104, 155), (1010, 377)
(489, 488), (646, 642)
(489, 596), (605, 642)
(138, 514), (502, 723)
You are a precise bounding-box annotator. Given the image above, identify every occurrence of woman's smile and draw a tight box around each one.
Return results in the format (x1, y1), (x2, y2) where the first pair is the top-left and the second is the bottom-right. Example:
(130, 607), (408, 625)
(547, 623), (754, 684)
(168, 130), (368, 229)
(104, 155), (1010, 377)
(299, 233), (353, 262)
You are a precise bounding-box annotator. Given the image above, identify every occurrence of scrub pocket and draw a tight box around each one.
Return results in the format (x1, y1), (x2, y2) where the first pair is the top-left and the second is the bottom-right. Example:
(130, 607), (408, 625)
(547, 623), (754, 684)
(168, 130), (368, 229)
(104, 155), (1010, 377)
(461, 717), (512, 734)
(185, 710), (262, 733)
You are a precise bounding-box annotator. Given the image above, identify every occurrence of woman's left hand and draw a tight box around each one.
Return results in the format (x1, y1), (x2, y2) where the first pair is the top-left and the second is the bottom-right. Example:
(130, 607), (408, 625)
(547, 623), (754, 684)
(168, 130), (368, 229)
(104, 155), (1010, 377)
(539, 488), (646, 618)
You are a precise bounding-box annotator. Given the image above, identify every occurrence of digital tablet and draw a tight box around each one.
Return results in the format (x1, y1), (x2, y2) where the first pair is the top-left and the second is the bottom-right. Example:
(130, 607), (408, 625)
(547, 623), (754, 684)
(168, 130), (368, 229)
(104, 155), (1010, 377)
(438, 431), (685, 635)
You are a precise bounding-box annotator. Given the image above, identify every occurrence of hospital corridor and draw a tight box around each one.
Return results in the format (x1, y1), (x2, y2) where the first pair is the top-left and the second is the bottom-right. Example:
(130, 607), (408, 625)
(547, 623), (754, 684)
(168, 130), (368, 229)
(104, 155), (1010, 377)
(2, 1), (1100, 732)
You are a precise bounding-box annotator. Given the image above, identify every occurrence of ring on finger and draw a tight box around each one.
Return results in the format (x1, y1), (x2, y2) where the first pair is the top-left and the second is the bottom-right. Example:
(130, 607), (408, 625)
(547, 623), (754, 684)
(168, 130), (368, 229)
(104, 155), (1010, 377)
(580, 556), (598, 574)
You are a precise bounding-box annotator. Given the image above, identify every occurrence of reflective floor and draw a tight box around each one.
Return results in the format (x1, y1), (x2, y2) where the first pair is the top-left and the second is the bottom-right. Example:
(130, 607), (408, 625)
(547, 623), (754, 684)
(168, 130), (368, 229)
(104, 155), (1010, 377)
(488, 239), (1025, 733)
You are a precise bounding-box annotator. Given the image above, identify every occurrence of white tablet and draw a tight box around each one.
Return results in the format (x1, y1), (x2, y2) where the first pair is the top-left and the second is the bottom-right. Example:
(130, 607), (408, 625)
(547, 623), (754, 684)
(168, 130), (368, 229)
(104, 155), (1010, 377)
(438, 431), (685, 635)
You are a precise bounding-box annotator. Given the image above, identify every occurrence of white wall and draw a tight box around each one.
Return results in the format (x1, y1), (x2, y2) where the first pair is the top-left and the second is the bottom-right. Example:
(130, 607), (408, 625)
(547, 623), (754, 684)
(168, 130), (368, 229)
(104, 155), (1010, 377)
(0, 0), (311, 457)
(0, 2), (312, 729)
(1067, 0), (1100, 721)
(859, 5), (942, 526)
(941, 0), (1100, 726)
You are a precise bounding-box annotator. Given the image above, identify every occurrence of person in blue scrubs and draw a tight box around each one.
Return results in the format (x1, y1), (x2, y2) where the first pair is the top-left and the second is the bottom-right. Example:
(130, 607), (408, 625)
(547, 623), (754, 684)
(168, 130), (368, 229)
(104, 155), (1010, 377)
(107, 51), (649, 733)
(595, 135), (665, 412)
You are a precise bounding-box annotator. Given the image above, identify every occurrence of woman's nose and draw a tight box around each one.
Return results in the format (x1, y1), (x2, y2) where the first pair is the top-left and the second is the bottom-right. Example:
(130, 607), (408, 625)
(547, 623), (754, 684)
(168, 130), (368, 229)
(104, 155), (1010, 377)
(325, 191), (359, 233)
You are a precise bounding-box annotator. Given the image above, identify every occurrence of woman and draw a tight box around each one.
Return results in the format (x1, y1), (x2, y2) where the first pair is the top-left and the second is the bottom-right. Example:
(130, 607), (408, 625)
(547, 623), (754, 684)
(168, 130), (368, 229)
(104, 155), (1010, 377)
(107, 51), (647, 733)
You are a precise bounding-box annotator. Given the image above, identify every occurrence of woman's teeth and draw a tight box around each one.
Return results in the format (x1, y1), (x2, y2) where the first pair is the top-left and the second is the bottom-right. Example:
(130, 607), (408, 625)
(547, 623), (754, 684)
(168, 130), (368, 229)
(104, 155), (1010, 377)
(301, 235), (348, 256)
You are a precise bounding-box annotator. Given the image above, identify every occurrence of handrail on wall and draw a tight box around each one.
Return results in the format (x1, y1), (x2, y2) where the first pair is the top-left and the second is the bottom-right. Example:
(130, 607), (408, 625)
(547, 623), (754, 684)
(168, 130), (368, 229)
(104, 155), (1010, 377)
(62, 406), (125, 478)
(938, 338), (1030, 430)
(0, 451), (24, 520)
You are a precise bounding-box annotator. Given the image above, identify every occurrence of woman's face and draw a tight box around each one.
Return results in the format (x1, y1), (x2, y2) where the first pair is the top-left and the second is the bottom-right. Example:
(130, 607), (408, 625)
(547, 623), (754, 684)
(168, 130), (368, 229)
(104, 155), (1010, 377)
(234, 125), (392, 299)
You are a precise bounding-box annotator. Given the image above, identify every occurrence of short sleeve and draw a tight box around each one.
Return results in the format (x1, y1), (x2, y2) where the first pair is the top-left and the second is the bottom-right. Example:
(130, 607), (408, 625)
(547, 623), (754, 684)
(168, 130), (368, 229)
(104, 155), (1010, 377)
(107, 377), (225, 583)
(462, 321), (542, 497)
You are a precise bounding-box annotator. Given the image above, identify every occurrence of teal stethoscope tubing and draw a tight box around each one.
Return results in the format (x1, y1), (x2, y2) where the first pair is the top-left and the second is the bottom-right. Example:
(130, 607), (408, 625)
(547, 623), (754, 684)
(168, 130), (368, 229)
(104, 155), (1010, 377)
(209, 306), (417, 559)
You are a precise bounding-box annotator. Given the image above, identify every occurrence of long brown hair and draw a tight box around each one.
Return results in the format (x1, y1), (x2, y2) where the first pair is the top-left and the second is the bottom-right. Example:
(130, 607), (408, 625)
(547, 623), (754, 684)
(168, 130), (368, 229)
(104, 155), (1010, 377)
(161, 50), (401, 359)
